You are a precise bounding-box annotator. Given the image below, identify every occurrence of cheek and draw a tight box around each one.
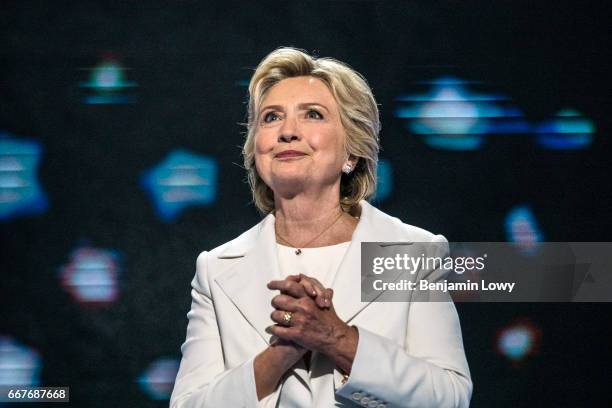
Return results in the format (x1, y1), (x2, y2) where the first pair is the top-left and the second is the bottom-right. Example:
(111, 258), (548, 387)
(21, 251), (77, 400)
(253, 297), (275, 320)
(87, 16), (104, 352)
(254, 154), (271, 185)
(311, 128), (346, 161)
(253, 134), (271, 176)
(255, 127), (282, 155)
(310, 127), (335, 148)
(254, 132), (268, 153)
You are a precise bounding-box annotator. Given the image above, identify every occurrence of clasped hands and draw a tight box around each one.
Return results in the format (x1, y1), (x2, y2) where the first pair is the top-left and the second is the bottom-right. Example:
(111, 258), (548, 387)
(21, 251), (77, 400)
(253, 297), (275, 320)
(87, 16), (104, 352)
(266, 274), (358, 373)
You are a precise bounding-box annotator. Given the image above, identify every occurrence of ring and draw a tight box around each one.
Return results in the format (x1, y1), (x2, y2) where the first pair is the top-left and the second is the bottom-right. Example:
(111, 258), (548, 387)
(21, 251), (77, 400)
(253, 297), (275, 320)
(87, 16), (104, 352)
(282, 311), (293, 325)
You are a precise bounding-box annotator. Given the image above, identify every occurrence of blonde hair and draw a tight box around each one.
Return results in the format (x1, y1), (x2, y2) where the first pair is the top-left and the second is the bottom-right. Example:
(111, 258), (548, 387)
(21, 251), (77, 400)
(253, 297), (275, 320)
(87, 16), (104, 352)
(242, 47), (381, 214)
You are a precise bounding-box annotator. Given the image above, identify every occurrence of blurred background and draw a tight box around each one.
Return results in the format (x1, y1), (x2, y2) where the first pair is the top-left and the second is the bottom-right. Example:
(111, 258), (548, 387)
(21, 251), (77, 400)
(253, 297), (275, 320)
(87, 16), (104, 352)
(1, 1), (611, 407)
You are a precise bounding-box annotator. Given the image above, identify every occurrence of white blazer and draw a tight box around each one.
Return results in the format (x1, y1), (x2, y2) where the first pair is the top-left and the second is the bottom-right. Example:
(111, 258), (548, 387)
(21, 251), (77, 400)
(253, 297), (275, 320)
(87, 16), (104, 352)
(170, 200), (472, 408)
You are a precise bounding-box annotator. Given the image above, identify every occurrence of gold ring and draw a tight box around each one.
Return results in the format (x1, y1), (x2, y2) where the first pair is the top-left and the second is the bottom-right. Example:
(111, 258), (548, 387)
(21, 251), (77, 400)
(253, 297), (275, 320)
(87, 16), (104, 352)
(282, 311), (293, 325)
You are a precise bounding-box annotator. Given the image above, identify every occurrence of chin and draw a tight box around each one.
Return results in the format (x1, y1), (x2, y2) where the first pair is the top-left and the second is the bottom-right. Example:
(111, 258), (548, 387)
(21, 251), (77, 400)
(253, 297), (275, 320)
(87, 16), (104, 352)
(271, 163), (308, 177)
(270, 172), (307, 190)
(272, 172), (306, 184)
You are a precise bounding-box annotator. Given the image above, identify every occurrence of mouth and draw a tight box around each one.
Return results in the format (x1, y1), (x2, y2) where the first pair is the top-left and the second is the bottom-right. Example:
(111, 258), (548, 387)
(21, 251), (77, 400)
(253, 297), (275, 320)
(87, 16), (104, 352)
(275, 150), (307, 159)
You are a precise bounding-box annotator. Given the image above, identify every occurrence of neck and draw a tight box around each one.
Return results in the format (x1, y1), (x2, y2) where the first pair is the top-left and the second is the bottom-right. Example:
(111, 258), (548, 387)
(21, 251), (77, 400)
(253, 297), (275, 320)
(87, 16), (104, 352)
(273, 187), (358, 248)
(274, 191), (342, 224)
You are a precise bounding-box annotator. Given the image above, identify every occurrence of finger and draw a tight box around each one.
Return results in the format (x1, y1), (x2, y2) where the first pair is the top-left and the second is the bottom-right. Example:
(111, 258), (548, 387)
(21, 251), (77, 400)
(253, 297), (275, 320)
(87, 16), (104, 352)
(285, 274), (301, 282)
(271, 294), (300, 311)
(270, 310), (297, 326)
(268, 279), (307, 298)
(300, 274), (324, 285)
(323, 288), (334, 307)
(299, 274), (327, 307)
(300, 278), (318, 298)
(314, 285), (327, 308)
(269, 337), (305, 352)
(269, 325), (296, 342)
(299, 274), (325, 295)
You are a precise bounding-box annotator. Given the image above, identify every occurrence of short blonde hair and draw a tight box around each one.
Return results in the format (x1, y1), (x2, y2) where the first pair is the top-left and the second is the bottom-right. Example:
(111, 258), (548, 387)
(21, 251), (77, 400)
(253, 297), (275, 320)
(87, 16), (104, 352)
(243, 47), (381, 214)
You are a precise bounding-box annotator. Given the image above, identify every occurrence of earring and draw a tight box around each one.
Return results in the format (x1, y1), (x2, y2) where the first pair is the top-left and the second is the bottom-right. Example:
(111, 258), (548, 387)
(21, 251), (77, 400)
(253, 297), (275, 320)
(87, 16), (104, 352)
(342, 163), (353, 174)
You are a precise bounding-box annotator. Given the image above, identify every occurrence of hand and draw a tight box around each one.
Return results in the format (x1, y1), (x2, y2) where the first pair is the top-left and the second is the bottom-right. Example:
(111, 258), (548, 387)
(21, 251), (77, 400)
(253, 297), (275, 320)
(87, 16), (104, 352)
(268, 274), (333, 308)
(264, 275), (329, 364)
(269, 337), (307, 360)
(256, 273), (338, 400)
(268, 288), (357, 363)
(254, 337), (306, 400)
(265, 275), (330, 358)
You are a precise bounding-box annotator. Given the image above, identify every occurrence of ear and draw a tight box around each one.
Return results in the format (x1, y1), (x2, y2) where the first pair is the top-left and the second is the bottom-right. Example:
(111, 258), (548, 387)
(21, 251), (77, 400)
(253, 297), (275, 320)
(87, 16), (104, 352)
(347, 155), (359, 169)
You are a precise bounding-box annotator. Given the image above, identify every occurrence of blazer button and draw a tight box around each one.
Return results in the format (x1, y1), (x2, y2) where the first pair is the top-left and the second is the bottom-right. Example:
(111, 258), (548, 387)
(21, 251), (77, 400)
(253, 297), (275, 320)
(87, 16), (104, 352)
(377, 404), (386, 408)
(368, 400), (379, 408)
(360, 396), (370, 405)
(352, 392), (362, 401)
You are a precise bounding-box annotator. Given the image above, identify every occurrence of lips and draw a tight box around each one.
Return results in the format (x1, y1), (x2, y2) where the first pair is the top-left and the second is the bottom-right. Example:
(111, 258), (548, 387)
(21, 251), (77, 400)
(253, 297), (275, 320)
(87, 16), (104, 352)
(275, 150), (306, 158)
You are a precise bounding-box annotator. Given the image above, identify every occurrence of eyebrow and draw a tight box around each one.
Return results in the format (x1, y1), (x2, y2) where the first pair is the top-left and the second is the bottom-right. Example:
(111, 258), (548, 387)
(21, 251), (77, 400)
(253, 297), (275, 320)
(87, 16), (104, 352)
(259, 103), (330, 113)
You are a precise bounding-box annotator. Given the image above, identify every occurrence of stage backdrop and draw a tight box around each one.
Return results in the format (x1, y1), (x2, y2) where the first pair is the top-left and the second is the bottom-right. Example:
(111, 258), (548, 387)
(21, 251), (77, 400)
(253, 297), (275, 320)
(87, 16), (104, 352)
(1, 2), (611, 407)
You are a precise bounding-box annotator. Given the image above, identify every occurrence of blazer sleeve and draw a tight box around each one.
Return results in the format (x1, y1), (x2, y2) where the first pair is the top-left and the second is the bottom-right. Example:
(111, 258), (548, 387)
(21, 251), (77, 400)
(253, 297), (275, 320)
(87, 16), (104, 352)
(170, 251), (270, 408)
(335, 235), (473, 408)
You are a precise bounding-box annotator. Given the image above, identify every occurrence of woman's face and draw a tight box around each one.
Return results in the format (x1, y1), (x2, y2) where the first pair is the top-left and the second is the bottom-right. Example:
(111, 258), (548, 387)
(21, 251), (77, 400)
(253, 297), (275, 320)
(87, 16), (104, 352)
(254, 76), (348, 195)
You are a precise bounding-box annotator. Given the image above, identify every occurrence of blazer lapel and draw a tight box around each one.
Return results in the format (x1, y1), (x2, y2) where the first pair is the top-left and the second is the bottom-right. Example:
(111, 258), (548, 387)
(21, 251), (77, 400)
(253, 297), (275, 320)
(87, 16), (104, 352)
(214, 214), (281, 345)
(330, 200), (408, 323)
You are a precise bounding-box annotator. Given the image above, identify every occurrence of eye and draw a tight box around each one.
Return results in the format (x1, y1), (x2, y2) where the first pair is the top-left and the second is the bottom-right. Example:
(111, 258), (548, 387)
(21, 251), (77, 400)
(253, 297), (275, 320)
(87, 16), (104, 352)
(262, 111), (280, 123)
(306, 109), (323, 119)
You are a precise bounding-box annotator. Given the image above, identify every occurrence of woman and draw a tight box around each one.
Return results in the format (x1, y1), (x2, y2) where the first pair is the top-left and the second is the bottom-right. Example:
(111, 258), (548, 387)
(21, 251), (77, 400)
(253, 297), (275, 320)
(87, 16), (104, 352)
(170, 47), (472, 408)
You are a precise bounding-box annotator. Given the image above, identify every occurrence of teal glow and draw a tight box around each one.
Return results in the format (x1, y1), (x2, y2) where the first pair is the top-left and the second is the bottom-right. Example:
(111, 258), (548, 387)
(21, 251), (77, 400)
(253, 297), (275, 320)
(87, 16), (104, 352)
(535, 109), (595, 149)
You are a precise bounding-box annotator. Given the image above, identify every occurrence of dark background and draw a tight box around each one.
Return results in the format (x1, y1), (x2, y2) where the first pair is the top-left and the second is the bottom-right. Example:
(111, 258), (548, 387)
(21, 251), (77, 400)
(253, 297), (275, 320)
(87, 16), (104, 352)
(1, 1), (611, 407)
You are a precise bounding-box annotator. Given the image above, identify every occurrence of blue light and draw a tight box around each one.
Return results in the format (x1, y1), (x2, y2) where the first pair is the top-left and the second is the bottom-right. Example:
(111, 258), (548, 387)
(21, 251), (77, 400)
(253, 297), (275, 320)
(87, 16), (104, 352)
(0, 336), (41, 386)
(499, 326), (532, 360)
(0, 132), (48, 221)
(92, 62), (124, 89)
(372, 159), (393, 202)
(496, 320), (541, 363)
(395, 76), (528, 150)
(137, 357), (180, 400)
(59, 246), (122, 306)
(79, 57), (137, 104)
(84, 94), (136, 104)
(141, 149), (218, 222)
(505, 205), (543, 253)
(535, 108), (595, 149)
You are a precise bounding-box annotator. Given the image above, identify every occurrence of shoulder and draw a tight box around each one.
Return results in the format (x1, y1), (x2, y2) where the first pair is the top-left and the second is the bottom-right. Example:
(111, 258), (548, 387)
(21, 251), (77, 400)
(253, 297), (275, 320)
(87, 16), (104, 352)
(191, 215), (270, 294)
(209, 217), (266, 258)
(360, 200), (447, 243)
(361, 202), (452, 291)
(360, 201), (449, 260)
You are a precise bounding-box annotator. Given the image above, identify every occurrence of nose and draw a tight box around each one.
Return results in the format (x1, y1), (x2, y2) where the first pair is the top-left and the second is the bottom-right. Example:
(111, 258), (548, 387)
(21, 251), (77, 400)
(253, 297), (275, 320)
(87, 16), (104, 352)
(278, 115), (301, 143)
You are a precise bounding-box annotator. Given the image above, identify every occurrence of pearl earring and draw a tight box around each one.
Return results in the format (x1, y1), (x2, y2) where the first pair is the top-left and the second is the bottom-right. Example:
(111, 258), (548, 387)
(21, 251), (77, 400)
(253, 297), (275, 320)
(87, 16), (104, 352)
(342, 163), (353, 174)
